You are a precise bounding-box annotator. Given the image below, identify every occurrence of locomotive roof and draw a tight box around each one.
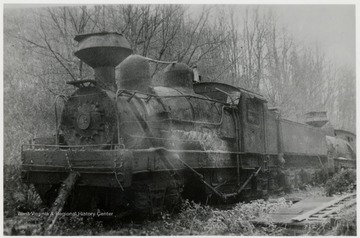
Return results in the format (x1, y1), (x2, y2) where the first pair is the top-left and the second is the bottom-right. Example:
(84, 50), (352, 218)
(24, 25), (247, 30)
(193, 82), (267, 102)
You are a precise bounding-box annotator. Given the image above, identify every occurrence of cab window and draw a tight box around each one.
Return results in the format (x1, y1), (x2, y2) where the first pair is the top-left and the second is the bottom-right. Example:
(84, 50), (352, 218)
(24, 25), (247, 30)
(226, 91), (241, 104)
(246, 99), (260, 125)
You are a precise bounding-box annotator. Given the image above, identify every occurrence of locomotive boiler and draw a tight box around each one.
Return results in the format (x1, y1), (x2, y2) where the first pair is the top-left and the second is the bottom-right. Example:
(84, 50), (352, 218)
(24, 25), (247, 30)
(21, 32), (356, 215)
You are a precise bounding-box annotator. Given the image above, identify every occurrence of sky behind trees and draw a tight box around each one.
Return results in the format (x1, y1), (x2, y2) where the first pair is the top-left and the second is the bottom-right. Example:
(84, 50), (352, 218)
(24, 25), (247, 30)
(5, 4), (355, 71)
(190, 4), (355, 70)
(268, 5), (355, 70)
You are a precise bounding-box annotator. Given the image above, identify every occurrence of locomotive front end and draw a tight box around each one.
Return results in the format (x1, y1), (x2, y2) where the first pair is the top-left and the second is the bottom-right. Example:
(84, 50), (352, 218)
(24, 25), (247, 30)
(21, 32), (135, 212)
(60, 85), (117, 148)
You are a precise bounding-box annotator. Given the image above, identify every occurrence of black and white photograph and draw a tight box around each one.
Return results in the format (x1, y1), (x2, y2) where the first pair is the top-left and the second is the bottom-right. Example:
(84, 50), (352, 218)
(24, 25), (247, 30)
(3, 2), (357, 236)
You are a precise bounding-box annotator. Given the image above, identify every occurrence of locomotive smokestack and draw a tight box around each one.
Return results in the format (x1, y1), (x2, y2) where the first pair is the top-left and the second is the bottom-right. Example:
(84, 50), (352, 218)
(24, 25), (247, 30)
(74, 32), (132, 91)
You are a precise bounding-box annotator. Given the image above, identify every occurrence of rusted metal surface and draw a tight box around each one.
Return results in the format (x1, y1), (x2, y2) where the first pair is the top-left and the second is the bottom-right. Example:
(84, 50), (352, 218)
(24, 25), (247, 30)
(326, 136), (355, 160)
(224, 166), (261, 199)
(116, 55), (152, 93)
(194, 82), (266, 102)
(163, 63), (194, 91)
(194, 82), (239, 102)
(60, 86), (116, 148)
(116, 87), (236, 154)
(333, 157), (356, 169)
(153, 86), (194, 122)
(241, 95), (266, 153)
(74, 32), (132, 68)
(21, 145), (268, 188)
(21, 146), (133, 188)
(280, 119), (328, 155)
(264, 109), (279, 154)
(334, 129), (356, 152)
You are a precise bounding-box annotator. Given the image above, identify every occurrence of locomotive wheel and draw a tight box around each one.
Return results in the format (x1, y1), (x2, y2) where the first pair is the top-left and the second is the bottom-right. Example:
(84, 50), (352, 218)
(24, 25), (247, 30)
(164, 186), (183, 213)
(182, 175), (208, 203)
(256, 171), (270, 199)
(34, 184), (60, 207)
(131, 176), (183, 215)
(132, 184), (152, 214)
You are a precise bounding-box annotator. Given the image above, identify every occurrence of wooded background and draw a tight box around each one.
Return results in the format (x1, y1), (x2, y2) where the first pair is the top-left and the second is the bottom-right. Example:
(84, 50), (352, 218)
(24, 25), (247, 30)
(4, 5), (356, 164)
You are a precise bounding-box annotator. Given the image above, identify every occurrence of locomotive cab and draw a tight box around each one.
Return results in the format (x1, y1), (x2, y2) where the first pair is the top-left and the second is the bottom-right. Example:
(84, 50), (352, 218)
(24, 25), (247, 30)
(194, 82), (267, 154)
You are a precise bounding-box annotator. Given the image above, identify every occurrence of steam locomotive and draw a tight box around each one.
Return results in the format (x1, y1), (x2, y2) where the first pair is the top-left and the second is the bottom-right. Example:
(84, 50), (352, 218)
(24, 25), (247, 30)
(21, 32), (355, 215)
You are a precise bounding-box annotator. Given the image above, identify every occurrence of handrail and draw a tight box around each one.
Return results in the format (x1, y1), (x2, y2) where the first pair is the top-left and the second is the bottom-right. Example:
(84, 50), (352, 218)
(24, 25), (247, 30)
(118, 105), (229, 129)
(116, 89), (122, 148)
(21, 144), (278, 156)
(22, 144), (125, 150)
(215, 87), (235, 104)
(116, 89), (233, 105)
(66, 79), (97, 87)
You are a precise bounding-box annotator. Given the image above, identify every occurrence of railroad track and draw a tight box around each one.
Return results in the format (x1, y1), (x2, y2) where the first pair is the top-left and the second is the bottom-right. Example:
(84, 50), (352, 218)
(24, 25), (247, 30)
(291, 193), (356, 223)
(252, 192), (356, 235)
